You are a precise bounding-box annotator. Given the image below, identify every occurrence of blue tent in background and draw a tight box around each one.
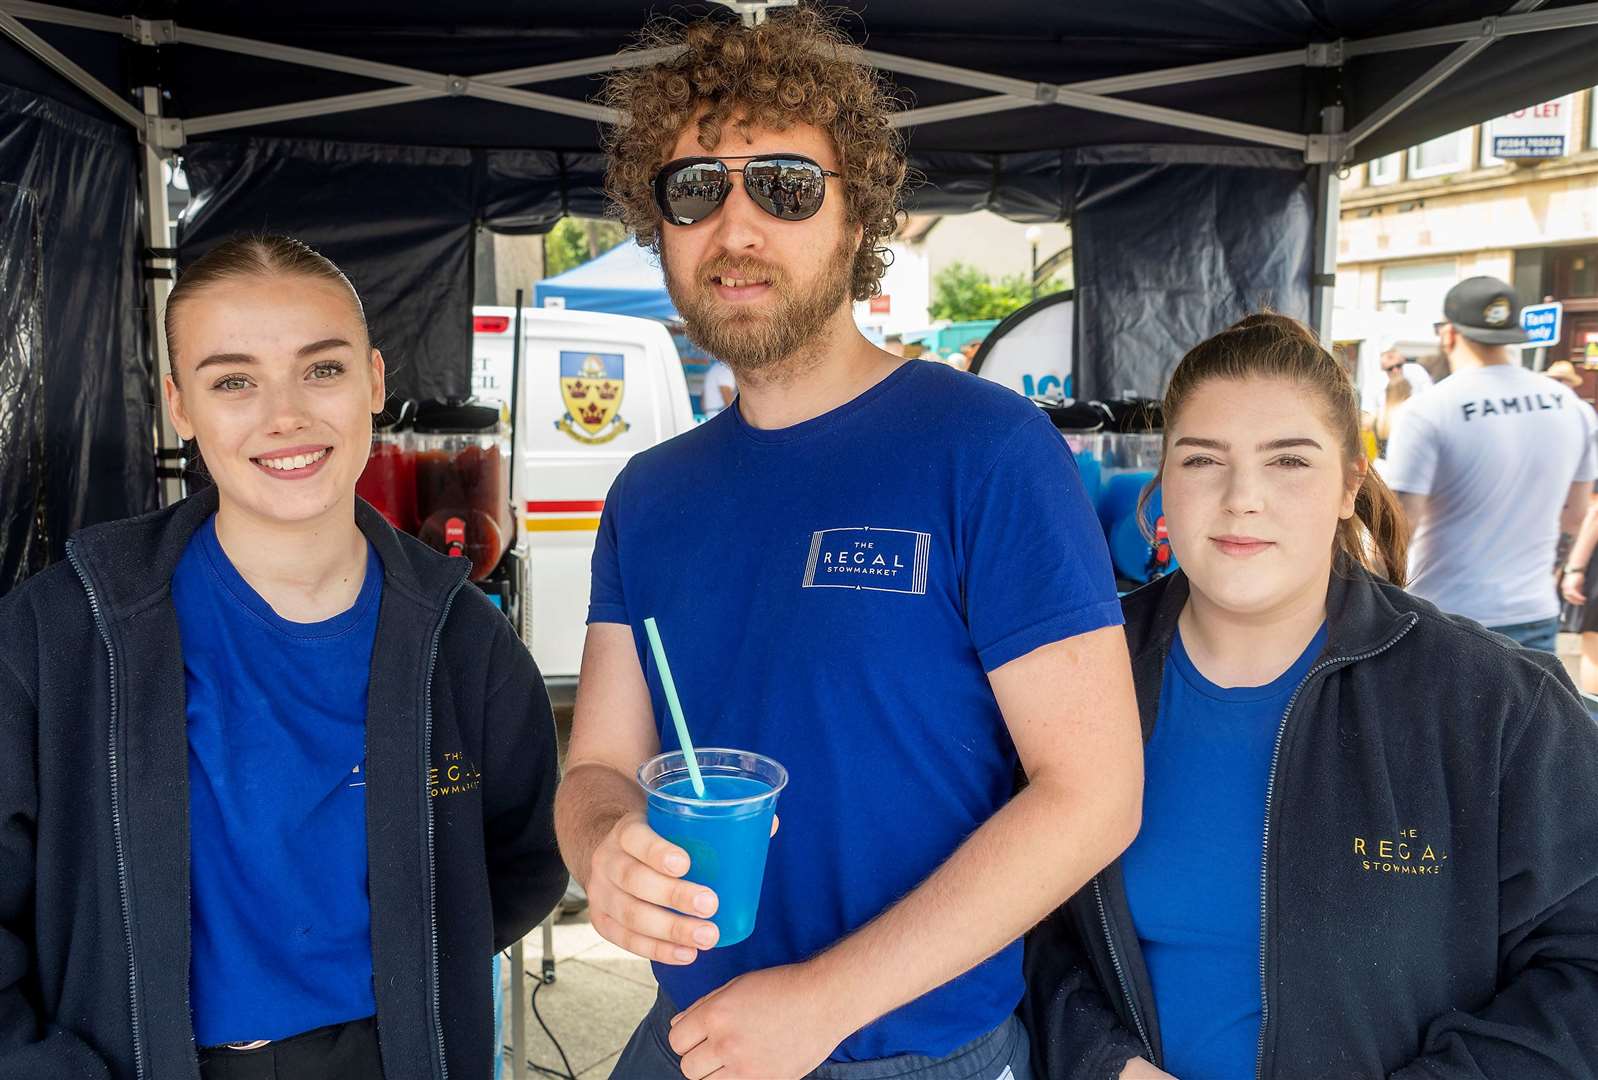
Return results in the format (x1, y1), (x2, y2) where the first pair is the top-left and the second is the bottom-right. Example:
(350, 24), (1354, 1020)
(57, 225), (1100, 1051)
(533, 242), (678, 321)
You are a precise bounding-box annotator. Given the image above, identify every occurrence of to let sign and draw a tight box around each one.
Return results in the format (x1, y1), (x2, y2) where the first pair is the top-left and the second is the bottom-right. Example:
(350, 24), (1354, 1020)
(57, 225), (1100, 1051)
(1490, 97), (1572, 159)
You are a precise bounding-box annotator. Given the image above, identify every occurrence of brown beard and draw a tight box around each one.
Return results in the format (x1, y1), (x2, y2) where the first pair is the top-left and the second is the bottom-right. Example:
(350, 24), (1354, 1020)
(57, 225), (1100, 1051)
(664, 232), (856, 381)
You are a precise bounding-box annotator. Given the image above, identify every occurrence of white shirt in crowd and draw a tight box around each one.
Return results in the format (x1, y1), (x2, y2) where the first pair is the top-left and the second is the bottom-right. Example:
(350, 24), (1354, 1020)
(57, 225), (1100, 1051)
(1360, 361), (1434, 415)
(700, 360), (737, 419)
(1380, 364), (1598, 627)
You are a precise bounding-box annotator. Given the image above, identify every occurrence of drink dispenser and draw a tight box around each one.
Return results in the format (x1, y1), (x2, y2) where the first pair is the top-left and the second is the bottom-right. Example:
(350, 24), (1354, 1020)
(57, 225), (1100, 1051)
(1097, 399), (1171, 584)
(1037, 399), (1110, 512)
(355, 399), (417, 534)
(412, 399), (515, 581)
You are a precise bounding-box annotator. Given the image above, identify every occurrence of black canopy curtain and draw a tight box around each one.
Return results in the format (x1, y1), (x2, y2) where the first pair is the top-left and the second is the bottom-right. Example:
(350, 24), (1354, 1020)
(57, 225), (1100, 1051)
(0, 81), (149, 584)
(4, 0), (1598, 588)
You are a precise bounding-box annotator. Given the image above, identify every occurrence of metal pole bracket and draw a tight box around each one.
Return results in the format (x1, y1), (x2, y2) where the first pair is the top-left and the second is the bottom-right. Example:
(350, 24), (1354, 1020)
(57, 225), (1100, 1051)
(706, 0), (799, 27)
(143, 113), (183, 150)
(129, 16), (176, 46)
(1305, 132), (1346, 164)
(1305, 40), (1345, 67)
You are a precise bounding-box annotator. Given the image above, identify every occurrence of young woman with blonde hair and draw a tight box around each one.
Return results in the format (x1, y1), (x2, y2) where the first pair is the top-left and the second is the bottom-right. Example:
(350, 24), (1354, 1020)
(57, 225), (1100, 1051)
(0, 234), (564, 1080)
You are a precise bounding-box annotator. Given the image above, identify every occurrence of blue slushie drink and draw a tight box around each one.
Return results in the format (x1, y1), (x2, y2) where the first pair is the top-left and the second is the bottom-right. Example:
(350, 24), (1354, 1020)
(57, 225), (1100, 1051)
(639, 749), (787, 948)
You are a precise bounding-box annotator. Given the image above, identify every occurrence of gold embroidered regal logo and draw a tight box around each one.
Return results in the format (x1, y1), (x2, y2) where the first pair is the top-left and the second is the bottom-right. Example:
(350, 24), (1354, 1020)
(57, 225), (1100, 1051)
(429, 752), (481, 798)
(1352, 827), (1448, 876)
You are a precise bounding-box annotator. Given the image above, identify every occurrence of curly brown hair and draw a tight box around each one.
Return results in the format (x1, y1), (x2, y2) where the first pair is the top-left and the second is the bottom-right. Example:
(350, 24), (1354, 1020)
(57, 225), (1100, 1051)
(601, 5), (907, 302)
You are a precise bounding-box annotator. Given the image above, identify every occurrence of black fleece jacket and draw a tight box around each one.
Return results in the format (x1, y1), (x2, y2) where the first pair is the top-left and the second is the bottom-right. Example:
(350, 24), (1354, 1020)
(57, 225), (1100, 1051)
(1022, 567), (1598, 1080)
(0, 489), (566, 1080)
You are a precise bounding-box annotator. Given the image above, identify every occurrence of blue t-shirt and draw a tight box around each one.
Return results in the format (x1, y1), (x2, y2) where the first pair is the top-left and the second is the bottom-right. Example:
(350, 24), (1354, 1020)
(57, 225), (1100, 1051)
(1121, 621), (1328, 1080)
(173, 516), (382, 1046)
(588, 360), (1121, 1061)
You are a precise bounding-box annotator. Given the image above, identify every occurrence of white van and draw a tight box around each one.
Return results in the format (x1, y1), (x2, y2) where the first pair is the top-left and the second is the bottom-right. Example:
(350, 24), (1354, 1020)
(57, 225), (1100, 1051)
(472, 306), (697, 698)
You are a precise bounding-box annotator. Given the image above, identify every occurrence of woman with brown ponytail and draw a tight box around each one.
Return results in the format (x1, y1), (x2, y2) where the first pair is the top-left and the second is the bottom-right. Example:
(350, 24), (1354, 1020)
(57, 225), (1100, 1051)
(1023, 313), (1598, 1080)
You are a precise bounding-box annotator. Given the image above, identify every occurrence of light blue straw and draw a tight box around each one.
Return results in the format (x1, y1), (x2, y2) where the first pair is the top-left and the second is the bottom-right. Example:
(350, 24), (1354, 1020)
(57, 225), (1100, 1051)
(643, 617), (706, 798)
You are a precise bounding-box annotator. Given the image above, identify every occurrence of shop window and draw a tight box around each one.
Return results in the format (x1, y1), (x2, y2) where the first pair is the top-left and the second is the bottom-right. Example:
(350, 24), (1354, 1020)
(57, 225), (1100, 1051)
(1380, 260), (1459, 323)
(1367, 153), (1402, 185)
(1408, 130), (1470, 179)
(1554, 248), (1598, 299)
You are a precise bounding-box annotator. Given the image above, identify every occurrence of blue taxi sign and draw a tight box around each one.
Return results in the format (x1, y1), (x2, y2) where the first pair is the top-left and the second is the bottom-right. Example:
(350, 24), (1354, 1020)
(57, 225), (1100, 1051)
(1520, 302), (1562, 349)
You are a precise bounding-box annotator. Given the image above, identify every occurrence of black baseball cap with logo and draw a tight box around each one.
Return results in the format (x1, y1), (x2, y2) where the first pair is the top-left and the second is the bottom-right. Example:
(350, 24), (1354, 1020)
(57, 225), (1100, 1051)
(1440, 276), (1530, 345)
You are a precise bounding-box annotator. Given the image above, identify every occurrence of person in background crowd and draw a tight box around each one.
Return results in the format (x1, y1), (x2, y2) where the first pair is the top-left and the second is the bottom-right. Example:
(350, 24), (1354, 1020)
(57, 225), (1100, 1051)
(1561, 482), (1598, 695)
(1360, 336), (1433, 453)
(1024, 312), (1598, 1080)
(1380, 276), (1597, 651)
(1360, 335), (1434, 418)
(1547, 358), (1585, 389)
(700, 357), (737, 419)
(555, 8), (1143, 1079)
(1551, 360), (1598, 692)
(1374, 369), (1413, 448)
(0, 234), (565, 1080)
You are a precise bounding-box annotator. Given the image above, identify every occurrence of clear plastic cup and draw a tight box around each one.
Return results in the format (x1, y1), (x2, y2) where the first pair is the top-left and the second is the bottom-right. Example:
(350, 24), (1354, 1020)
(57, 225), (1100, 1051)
(638, 749), (787, 948)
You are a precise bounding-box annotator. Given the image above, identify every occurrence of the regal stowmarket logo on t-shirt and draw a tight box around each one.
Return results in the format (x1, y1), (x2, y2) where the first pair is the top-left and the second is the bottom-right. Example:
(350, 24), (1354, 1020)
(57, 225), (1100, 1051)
(802, 526), (931, 595)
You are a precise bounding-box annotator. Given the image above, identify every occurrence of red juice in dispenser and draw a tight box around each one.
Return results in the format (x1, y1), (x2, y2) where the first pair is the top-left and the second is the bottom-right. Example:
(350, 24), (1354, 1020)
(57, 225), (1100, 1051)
(412, 399), (513, 581)
(356, 433), (417, 533)
(418, 508), (503, 580)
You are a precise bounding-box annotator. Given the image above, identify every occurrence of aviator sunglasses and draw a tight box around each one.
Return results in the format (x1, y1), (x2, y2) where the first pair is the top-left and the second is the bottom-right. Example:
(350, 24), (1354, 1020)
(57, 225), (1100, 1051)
(653, 153), (842, 226)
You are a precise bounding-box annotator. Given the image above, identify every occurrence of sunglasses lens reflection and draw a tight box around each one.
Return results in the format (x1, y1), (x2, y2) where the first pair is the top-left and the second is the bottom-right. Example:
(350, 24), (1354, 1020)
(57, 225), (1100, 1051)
(662, 163), (730, 225)
(745, 158), (826, 221)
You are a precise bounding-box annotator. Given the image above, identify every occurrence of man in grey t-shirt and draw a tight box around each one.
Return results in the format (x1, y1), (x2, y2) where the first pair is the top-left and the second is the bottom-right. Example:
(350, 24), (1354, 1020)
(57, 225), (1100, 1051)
(1381, 277), (1598, 651)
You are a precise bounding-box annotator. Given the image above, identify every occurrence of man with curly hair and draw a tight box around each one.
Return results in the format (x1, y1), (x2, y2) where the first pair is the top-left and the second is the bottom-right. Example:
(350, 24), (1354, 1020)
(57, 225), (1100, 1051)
(554, 9), (1142, 1078)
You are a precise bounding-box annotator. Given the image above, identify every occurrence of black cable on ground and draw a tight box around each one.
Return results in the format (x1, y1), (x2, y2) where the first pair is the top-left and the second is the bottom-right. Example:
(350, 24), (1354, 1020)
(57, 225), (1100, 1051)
(528, 976), (578, 1080)
(497, 948), (579, 1080)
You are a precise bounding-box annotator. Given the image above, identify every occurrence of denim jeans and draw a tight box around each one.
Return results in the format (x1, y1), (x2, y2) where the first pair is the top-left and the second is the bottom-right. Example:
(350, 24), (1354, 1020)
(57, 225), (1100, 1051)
(610, 993), (1032, 1080)
(1488, 616), (1560, 653)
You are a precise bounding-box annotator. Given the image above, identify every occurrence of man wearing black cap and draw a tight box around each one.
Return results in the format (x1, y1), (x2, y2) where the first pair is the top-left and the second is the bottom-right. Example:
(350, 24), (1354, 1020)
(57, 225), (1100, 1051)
(1381, 276), (1598, 651)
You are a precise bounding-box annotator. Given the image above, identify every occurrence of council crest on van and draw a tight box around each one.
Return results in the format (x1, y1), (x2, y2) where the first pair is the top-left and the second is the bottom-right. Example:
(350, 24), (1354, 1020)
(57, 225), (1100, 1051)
(557, 351), (629, 445)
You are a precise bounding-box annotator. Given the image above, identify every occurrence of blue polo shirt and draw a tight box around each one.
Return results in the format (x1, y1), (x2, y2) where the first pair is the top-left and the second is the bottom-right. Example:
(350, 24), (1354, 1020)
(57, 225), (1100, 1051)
(173, 516), (381, 1046)
(588, 360), (1121, 1061)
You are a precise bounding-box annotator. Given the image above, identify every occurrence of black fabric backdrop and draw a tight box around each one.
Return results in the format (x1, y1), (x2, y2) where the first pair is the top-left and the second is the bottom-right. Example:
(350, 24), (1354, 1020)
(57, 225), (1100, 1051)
(180, 139), (481, 403)
(1071, 147), (1314, 400)
(173, 138), (1315, 404)
(0, 180), (46, 591)
(0, 85), (153, 576)
(179, 141), (616, 402)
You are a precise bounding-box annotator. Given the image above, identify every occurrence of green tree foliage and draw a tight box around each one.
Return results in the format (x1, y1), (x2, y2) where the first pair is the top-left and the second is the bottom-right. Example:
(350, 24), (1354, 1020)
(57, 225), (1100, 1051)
(929, 261), (1063, 322)
(543, 217), (627, 277)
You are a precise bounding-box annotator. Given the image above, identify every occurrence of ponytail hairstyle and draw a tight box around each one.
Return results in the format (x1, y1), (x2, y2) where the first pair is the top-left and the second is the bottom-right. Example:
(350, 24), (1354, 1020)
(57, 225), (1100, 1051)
(1143, 311), (1410, 586)
(165, 234), (369, 380)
